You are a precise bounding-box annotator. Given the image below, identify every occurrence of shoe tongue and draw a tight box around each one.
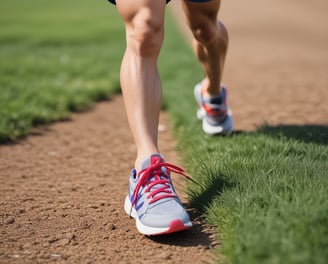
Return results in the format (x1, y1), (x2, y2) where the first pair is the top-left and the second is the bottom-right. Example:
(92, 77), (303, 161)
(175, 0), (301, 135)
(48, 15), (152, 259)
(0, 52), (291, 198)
(208, 95), (223, 104)
(141, 154), (164, 170)
(141, 154), (170, 197)
(203, 88), (225, 104)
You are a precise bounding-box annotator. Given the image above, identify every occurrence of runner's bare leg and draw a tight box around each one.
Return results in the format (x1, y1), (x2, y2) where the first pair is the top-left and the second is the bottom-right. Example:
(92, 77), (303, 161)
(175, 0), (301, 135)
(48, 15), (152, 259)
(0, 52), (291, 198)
(182, 0), (228, 98)
(116, 0), (166, 170)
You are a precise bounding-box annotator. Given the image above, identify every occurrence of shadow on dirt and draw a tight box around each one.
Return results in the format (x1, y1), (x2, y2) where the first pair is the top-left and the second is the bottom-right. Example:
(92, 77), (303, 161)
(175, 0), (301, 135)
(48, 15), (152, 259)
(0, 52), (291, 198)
(148, 208), (216, 248)
(149, 177), (235, 248)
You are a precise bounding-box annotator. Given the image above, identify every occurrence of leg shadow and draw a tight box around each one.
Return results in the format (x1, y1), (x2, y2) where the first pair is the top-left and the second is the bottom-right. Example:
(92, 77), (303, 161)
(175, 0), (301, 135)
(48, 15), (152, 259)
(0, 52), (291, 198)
(257, 124), (328, 145)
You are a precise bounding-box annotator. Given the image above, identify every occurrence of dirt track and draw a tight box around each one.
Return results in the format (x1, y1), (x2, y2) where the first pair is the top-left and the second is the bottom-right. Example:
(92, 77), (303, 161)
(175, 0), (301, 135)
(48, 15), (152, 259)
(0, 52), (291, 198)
(1, 0), (327, 263)
(0, 98), (215, 264)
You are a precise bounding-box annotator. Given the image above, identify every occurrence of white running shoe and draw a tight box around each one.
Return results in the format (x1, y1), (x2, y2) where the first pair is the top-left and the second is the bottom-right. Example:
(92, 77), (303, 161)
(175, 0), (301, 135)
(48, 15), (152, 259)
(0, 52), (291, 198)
(124, 154), (193, 235)
(194, 81), (234, 135)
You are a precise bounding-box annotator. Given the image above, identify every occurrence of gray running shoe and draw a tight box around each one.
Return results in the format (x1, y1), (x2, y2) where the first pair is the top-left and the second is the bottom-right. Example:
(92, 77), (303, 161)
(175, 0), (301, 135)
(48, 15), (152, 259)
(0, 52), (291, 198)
(124, 154), (192, 235)
(194, 81), (234, 135)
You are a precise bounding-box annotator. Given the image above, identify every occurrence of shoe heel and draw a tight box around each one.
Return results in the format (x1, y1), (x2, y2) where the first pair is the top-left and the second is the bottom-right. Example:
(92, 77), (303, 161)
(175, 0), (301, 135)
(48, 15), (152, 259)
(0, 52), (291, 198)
(124, 195), (137, 218)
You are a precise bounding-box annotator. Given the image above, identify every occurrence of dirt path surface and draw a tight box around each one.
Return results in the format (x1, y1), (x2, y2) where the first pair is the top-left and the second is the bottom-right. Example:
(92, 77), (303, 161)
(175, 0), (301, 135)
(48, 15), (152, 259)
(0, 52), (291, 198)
(1, 0), (328, 263)
(0, 97), (216, 264)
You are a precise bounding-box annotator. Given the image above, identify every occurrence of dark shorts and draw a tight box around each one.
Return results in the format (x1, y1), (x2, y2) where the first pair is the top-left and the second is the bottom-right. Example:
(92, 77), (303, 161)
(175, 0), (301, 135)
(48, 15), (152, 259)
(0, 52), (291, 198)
(108, 0), (170, 4)
(108, 0), (210, 5)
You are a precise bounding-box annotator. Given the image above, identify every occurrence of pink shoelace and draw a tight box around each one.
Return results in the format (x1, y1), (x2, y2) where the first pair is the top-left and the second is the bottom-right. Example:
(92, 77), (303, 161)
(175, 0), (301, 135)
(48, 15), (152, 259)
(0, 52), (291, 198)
(131, 161), (195, 210)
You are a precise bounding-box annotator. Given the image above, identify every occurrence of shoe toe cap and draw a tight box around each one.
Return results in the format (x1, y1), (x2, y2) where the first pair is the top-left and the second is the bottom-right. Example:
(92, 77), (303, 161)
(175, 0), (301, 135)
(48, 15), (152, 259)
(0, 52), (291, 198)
(141, 201), (190, 228)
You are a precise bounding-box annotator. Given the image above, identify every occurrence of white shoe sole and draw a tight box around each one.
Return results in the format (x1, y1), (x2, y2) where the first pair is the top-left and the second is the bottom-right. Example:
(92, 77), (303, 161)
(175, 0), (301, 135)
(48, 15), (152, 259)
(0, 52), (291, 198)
(124, 196), (192, 236)
(197, 107), (234, 135)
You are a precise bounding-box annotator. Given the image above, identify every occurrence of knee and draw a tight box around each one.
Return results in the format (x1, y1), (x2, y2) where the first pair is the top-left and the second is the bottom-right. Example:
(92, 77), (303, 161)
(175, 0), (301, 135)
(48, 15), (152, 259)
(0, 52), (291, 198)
(128, 10), (164, 57)
(191, 19), (228, 47)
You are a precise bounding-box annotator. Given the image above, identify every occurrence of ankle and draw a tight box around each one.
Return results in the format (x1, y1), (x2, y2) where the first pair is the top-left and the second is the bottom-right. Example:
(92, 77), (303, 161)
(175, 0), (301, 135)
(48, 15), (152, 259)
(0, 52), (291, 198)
(202, 86), (223, 100)
(201, 79), (222, 99)
(135, 152), (161, 171)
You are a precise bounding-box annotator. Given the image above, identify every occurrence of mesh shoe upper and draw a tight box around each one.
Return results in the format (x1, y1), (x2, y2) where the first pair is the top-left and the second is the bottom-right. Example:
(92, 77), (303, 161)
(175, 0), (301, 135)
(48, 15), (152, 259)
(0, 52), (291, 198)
(126, 154), (192, 232)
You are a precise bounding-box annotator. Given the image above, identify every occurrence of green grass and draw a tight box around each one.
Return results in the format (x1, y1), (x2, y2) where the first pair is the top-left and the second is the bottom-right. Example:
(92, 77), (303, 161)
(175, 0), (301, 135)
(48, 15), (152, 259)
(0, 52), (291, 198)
(0, 0), (124, 142)
(160, 15), (328, 264)
(182, 128), (328, 264)
(1, 1), (327, 263)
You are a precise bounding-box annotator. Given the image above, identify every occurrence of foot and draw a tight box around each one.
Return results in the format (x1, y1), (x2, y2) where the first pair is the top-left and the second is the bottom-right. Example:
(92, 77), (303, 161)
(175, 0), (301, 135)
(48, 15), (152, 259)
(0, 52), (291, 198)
(124, 154), (192, 235)
(194, 80), (234, 135)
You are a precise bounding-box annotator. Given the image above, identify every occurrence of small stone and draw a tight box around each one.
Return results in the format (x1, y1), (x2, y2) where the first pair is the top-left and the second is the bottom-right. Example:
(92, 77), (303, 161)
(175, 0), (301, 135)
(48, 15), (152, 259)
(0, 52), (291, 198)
(48, 237), (59, 244)
(66, 233), (76, 240)
(5, 217), (15, 224)
(18, 209), (26, 214)
(59, 238), (70, 246)
(108, 224), (116, 230)
(50, 253), (61, 258)
(80, 221), (91, 229)
(160, 253), (172, 260)
(86, 204), (98, 209)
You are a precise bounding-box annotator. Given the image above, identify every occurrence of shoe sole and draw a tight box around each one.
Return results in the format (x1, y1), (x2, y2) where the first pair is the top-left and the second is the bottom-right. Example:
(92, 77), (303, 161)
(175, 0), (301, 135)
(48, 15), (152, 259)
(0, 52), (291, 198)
(124, 196), (192, 236)
(197, 108), (234, 135)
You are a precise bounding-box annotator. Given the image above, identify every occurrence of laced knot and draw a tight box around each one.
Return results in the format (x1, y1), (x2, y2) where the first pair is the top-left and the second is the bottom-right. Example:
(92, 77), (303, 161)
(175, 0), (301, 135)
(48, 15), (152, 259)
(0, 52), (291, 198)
(131, 161), (195, 210)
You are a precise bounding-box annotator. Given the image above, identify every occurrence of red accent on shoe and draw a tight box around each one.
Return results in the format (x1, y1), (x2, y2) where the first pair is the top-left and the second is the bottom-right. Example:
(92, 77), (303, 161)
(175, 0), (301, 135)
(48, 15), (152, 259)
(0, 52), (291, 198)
(131, 156), (196, 209)
(202, 103), (227, 117)
(152, 220), (190, 236)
